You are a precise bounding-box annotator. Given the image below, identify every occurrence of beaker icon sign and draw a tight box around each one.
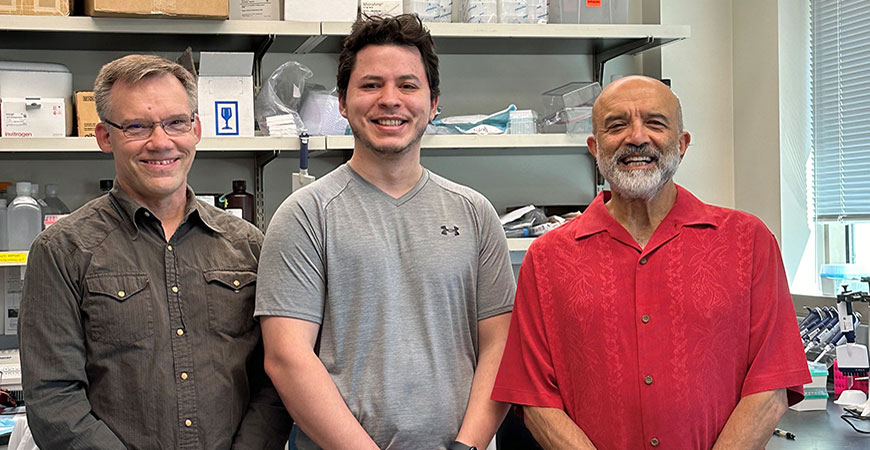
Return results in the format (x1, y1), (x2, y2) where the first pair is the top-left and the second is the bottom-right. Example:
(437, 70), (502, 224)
(221, 107), (234, 130)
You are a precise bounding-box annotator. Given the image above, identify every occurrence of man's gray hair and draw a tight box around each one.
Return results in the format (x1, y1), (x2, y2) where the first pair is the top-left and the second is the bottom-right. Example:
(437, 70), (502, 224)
(94, 54), (197, 122)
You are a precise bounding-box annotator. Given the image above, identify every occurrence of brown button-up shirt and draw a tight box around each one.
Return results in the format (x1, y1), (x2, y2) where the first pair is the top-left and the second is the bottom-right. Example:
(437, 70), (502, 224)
(19, 185), (291, 450)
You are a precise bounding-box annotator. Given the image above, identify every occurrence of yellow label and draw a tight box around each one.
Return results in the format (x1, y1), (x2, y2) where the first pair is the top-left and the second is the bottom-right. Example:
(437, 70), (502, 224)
(0, 252), (27, 264)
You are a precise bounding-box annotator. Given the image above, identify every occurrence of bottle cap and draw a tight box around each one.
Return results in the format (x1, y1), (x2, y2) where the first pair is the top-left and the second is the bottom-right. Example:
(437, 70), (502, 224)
(233, 180), (246, 192)
(15, 181), (31, 196)
(46, 184), (58, 196)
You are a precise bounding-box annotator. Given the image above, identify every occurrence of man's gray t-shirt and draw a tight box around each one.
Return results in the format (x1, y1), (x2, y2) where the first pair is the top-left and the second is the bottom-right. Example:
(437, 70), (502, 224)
(256, 163), (515, 449)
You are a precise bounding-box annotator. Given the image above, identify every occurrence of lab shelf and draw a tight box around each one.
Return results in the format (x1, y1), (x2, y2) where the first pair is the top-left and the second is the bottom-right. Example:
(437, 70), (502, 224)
(0, 136), (326, 154)
(326, 133), (588, 150)
(507, 237), (535, 252)
(318, 22), (690, 55)
(0, 252), (28, 267)
(0, 16), (319, 53)
(0, 134), (580, 153)
(0, 16), (689, 56)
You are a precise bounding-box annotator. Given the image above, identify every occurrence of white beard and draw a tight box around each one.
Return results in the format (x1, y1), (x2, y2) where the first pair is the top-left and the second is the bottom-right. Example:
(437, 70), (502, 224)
(597, 141), (681, 200)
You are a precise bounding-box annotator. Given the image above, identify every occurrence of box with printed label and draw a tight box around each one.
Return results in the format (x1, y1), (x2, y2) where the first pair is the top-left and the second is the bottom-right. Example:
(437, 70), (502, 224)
(3, 267), (23, 336)
(75, 91), (100, 137)
(230, 0), (281, 20)
(84, 0), (228, 19)
(1, 98), (66, 138)
(0, 0), (71, 16)
(284, 0), (357, 21)
(198, 52), (255, 138)
(0, 61), (73, 135)
(362, 0), (402, 17)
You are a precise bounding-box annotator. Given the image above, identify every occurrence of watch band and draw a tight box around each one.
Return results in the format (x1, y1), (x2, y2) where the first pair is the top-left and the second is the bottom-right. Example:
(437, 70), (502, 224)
(447, 441), (477, 450)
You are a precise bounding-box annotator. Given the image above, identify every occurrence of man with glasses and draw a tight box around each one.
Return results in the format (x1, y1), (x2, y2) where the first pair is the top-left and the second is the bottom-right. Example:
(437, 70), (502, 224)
(19, 54), (291, 449)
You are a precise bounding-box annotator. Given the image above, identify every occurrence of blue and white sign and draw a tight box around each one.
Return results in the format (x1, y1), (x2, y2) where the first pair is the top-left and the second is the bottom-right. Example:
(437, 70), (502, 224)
(214, 101), (240, 136)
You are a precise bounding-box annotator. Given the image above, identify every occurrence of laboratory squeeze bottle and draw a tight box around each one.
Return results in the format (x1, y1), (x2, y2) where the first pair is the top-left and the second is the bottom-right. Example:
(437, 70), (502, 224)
(225, 180), (255, 225)
(42, 184), (71, 229)
(7, 182), (42, 251)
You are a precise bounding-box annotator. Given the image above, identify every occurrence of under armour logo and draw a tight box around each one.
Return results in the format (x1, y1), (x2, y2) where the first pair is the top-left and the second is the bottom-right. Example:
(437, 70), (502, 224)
(441, 225), (460, 236)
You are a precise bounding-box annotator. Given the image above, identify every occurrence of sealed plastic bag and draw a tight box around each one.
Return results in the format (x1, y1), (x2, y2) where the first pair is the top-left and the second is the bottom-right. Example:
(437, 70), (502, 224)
(254, 61), (313, 136)
(299, 86), (350, 136)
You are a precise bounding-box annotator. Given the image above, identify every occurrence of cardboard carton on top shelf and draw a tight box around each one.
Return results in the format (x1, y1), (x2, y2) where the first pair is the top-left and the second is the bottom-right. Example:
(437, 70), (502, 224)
(0, 0), (72, 16)
(284, 0), (357, 22)
(230, 0), (281, 20)
(83, 0), (228, 19)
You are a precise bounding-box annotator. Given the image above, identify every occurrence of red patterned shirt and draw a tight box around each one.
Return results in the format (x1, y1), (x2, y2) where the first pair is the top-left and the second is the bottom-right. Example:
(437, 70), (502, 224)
(492, 185), (811, 450)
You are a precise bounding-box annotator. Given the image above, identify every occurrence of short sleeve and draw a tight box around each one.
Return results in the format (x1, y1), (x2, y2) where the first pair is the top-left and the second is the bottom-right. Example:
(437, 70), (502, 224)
(254, 191), (326, 324)
(741, 226), (811, 405)
(474, 196), (516, 320)
(491, 248), (563, 409)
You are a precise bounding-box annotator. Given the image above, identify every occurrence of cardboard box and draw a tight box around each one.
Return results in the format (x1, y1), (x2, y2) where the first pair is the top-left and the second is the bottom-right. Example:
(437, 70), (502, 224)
(284, 0), (357, 22)
(230, 0), (281, 20)
(198, 52), (255, 137)
(1, 97), (66, 138)
(0, 0), (71, 16)
(74, 91), (100, 137)
(362, 1), (402, 17)
(83, 0), (228, 19)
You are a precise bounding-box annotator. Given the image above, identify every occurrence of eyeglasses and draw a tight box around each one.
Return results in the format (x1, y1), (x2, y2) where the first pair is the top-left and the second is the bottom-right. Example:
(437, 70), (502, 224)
(104, 115), (195, 140)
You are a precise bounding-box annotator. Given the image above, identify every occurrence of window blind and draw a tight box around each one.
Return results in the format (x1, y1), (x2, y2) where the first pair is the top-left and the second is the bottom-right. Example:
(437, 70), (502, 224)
(811, 0), (870, 222)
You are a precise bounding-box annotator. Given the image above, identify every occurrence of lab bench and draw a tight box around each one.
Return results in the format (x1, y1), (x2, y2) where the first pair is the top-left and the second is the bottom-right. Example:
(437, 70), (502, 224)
(768, 399), (869, 449)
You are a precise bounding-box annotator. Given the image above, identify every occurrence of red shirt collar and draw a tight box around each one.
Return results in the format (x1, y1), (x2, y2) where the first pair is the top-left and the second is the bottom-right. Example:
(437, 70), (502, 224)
(572, 184), (721, 244)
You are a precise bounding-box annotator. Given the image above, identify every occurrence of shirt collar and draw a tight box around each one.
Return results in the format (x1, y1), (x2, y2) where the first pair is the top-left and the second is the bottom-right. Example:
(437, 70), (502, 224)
(572, 184), (720, 242)
(110, 183), (226, 238)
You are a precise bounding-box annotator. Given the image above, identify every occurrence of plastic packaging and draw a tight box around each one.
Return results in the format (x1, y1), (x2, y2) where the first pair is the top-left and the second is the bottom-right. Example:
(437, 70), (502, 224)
(497, 0), (547, 24)
(299, 86), (350, 136)
(42, 184), (70, 229)
(7, 182), (42, 251)
(0, 199), (7, 251)
(549, 0), (627, 24)
(404, 0), (452, 22)
(223, 180), (256, 225)
(459, 0), (498, 23)
(254, 61), (313, 136)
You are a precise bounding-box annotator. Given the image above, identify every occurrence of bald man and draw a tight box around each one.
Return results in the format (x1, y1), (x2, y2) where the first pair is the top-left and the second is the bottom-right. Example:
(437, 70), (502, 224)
(491, 76), (810, 450)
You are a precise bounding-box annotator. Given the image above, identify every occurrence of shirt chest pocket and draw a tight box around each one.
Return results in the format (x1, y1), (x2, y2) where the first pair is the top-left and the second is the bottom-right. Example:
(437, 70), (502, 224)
(203, 269), (257, 337)
(83, 274), (154, 346)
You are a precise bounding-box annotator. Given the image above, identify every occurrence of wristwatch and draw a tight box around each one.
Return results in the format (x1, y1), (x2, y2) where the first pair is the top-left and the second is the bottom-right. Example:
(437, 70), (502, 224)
(447, 441), (477, 450)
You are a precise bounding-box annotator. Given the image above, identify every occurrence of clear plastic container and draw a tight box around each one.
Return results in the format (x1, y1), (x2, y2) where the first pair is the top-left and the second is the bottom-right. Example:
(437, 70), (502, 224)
(0, 198), (7, 251)
(542, 81), (601, 115)
(819, 263), (870, 295)
(508, 109), (539, 134)
(564, 107), (594, 134)
(7, 182), (42, 251)
(549, 0), (628, 24)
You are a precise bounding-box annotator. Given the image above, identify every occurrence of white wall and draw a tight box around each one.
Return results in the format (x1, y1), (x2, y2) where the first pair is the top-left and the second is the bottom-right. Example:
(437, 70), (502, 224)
(660, 0), (735, 209)
(659, 0), (810, 286)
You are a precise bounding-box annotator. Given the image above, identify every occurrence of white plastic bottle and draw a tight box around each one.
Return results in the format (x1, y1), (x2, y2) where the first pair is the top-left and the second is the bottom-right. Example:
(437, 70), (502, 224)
(7, 182), (42, 251)
(0, 198), (7, 251)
